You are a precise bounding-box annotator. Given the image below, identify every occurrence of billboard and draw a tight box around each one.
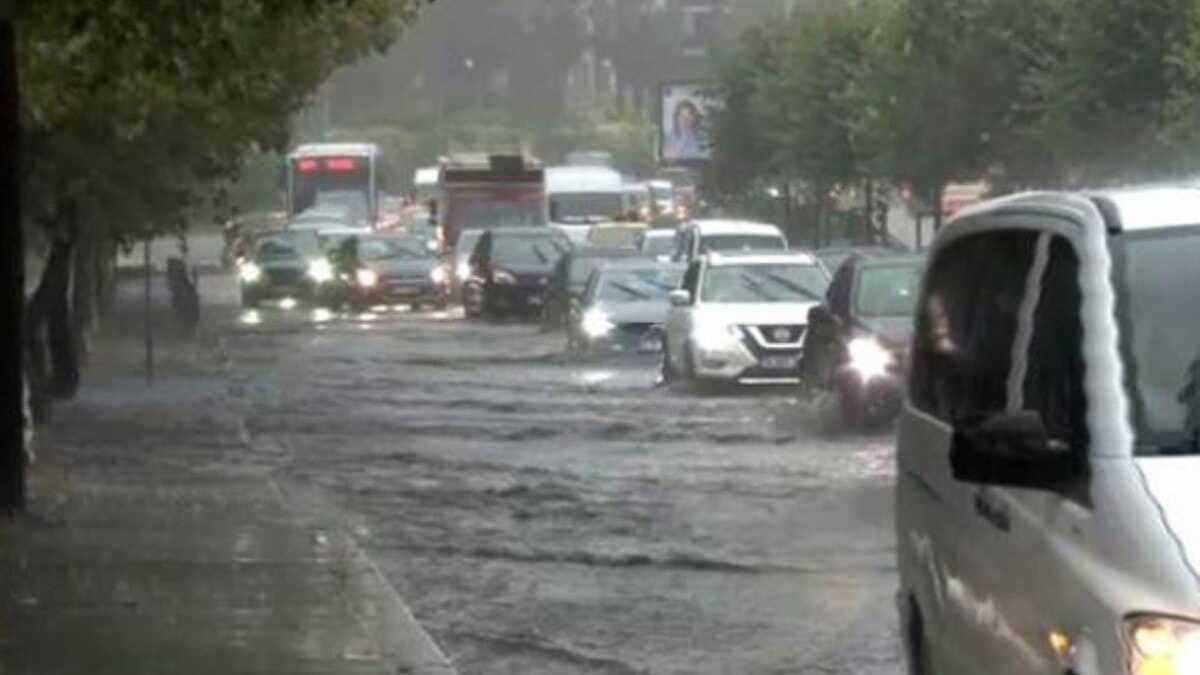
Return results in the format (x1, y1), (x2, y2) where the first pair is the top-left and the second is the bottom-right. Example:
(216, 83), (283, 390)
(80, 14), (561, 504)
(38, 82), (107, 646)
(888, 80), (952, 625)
(659, 81), (716, 165)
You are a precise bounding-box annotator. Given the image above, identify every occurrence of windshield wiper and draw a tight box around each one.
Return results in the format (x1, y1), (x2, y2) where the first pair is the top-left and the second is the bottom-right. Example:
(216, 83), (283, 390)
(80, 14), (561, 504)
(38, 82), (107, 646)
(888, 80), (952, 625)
(610, 282), (650, 301)
(763, 273), (821, 301)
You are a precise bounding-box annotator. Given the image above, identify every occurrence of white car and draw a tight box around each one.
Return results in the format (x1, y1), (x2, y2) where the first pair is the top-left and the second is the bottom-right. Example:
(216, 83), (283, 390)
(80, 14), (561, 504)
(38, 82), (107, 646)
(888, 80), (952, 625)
(671, 219), (789, 263)
(897, 186), (1200, 675)
(663, 252), (829, 384)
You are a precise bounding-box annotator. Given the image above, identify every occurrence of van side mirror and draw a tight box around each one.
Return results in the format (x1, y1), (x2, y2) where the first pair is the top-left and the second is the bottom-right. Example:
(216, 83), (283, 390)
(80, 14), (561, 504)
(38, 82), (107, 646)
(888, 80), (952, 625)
(951, 410), (1080, 490)
(669, 289), (691, 307)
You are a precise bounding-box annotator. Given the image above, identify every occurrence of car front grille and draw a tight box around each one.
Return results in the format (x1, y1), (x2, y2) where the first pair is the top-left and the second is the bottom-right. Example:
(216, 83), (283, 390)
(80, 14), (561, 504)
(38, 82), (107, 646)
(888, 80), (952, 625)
(740, 324), (806, 347)
(266, 269), (304, 286)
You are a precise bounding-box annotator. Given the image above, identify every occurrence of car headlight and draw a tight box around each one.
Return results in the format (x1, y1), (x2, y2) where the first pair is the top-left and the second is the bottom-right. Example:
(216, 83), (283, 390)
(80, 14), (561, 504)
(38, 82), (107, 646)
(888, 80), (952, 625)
(1127, 616), (1200, 674)
(492, 269), (517, 285)
(239, 262), (262, 284)
(582, 310), (615, 338)
(457, 261), (471, 280)
(431, 266), (448, 285)
(356, 268), (379, 288)
(693, 322), (741, 351)
(307, 258), (334, 283)
(847, 337), (894, 381)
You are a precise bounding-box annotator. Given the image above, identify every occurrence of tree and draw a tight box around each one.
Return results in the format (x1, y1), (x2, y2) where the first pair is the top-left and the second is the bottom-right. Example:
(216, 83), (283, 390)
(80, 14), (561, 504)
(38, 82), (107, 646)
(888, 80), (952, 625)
(2, 0), (418, 513)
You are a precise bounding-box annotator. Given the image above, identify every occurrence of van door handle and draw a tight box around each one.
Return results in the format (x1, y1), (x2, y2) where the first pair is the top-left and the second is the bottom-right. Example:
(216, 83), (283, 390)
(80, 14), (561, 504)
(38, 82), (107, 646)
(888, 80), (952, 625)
(974, 492), (1011, 533)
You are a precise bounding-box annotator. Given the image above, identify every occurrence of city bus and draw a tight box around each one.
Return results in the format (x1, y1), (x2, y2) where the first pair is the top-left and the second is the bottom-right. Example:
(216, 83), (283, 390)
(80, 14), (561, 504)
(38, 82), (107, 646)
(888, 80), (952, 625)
(285, 143), (382, 227)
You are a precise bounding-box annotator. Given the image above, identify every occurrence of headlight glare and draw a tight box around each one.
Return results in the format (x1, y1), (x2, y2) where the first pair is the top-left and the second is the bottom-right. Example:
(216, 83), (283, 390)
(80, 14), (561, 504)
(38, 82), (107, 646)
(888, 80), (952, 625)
(457, 261), (471, 280)
(1127, 616), (1200, 675)
(694, 322), (740, 350)
(239, 262), (262, 284)
(848, 337), (893, 381)
(431, 266), (448, 285)
(356, 268), (379, 288)
(307, 258), (334, 283)
(582, 310), (614, 338)
(493, 269), (517, 285)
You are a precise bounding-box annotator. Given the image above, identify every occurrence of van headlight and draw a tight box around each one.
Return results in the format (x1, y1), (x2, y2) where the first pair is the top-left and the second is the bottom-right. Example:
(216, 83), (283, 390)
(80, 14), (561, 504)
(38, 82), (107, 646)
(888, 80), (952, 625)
(582, 310), (614, 338)
(431, 266), (448, 285)
(356, 268), (379, 288)
(239, 262), (262, 284)
(847, 337), (894, 381)
(307, 258), (334, 283)
(693, 322), (740, 351)
(1127, 616), (1200, 674)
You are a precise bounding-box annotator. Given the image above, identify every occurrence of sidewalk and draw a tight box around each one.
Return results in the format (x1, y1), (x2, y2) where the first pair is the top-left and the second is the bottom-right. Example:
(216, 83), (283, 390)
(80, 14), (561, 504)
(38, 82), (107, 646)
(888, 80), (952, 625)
(0, 274), (457, 675)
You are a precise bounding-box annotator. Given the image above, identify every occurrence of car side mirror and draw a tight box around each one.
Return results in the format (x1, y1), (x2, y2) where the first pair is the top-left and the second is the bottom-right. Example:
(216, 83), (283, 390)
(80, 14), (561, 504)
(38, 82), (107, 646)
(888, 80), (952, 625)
(669, 289), (691, 307)
(950, 410), (1080, 490)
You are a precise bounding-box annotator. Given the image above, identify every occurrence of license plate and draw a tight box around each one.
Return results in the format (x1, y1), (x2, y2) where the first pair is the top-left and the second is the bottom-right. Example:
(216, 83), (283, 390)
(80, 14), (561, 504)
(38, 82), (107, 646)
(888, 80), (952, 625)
(638, 336), (662, 353)
(760, 355), (798, 370)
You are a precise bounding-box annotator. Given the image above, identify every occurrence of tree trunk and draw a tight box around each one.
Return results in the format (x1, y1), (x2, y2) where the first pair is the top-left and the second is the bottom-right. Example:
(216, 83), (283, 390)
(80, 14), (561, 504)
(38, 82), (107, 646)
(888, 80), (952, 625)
(29, 234), (78, 400)
(72, 231), (96, 364)
(0, 17), (25, 513)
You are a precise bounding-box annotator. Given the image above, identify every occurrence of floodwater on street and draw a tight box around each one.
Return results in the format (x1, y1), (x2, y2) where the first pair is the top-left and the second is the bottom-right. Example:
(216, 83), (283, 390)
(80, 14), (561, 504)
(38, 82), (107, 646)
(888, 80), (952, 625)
(194, 273), (903, 675)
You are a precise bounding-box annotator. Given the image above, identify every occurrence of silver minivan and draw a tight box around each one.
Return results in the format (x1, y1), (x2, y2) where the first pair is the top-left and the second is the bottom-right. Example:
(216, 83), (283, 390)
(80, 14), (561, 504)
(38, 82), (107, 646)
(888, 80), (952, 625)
(896, 187), (1200, 675)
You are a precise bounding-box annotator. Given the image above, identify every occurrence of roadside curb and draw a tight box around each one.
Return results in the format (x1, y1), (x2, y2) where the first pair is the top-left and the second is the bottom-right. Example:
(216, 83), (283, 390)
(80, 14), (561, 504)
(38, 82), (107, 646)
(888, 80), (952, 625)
(270, 478), (459, 675)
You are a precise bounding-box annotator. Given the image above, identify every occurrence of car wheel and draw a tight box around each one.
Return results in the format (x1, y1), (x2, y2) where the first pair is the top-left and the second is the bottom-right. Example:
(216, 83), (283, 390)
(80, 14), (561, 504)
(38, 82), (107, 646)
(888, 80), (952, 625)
(682, 342), (697, 379)
(906, 599), (935, 675)
(838, 377), (864, 429)
(661, 342), (677, 383)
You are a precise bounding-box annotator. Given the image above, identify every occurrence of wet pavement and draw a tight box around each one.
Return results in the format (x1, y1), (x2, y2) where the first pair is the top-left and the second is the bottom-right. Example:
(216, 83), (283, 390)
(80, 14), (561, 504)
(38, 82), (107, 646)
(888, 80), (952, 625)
(201, 268), (904, 675)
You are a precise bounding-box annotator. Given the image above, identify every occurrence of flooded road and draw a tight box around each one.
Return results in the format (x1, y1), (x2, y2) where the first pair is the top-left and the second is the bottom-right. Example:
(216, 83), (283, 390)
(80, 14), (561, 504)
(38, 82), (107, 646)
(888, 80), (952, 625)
(208, 277), (904, 675)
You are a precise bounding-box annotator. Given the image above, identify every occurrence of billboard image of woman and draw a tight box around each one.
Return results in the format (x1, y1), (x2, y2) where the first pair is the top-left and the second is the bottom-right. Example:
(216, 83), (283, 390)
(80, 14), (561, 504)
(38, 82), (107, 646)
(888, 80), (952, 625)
(660, 82), (713, 164)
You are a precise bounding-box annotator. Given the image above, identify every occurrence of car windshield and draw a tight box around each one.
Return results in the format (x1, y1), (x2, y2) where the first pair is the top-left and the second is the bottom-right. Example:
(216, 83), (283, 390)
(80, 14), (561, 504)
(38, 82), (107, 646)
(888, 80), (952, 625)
(492, 235), (570, 267)
(596, 268), (683, 303)
(551, 192), (625, 224)
(701, 234), (786, 253)
(1114, 227), (1200, 455)
(640, 234), (675, 257)
(359, 238), (432, 262)
(455, 198), (546, 229)
(701, 263), (827, 303)
(314, 191), (368, 223)
(571, 255), (628, 286)
(255, 233), (319, 261)
(855, 264), (922, 317)
(589, 227), (641, 248)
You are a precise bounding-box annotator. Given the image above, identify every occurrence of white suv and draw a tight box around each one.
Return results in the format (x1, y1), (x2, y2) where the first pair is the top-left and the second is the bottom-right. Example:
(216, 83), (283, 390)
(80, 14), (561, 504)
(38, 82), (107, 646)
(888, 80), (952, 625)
(671, 219), (789, 263)
(897, 186), (1200, 675)
(663, 252), (829, 384)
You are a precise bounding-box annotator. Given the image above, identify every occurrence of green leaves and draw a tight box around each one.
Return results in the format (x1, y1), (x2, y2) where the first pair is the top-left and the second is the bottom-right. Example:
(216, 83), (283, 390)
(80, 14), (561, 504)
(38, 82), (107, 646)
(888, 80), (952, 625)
(19, 0), (416, 237)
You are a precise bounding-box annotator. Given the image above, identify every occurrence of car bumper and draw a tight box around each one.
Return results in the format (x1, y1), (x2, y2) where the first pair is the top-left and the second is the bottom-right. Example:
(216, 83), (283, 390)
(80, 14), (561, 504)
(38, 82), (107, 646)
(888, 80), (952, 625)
(585, 325), (665, 355)
(691, 339), (803, 384)
(491, 285), (547, 312)
(354, 282), (446, 305)
(242, 280), (316, 300)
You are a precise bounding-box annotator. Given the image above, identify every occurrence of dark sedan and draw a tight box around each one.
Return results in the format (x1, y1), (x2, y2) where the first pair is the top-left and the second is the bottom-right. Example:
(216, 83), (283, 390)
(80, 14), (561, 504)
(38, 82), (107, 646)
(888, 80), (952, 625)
(800, 253), (924, 429)
(325, 234), (449, 311)
(463, 228), (573, 320)
(238, 230), (327, 308)
(566, 261), (685, 356)
(543, 246), (641, 329)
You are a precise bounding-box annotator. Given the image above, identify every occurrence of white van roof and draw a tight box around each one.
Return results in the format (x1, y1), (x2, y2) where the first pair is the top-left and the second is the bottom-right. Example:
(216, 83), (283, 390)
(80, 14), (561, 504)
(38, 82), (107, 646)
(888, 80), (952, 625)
(707, 251), (816, 266)
(546, 165), (624, 193)
(947, 186), (1200, 234)
(689, 219), (785, 238)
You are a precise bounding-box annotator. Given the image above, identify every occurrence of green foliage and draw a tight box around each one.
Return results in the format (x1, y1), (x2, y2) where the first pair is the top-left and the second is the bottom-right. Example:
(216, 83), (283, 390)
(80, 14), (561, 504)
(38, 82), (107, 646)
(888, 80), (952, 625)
(712, 0), (1200, 207)
(18, 0), (416, 238)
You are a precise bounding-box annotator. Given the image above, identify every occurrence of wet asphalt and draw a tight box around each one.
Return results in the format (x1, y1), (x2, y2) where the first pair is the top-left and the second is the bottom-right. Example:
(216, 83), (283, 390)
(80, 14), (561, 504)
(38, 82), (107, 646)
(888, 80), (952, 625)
(205, 273), (904, 675)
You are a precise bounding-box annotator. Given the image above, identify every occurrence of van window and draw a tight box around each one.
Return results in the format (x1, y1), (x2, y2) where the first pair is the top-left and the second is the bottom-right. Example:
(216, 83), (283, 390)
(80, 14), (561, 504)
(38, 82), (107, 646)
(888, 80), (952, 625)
(910, 230), (1037, 423)
(1113, 225), (1200, 454)
(1023, 237), (1088, 451)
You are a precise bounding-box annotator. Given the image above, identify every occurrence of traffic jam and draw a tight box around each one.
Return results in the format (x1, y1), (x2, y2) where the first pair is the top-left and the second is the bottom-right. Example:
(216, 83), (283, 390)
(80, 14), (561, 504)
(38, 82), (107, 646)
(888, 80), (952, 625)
(225, 145), (919, 424)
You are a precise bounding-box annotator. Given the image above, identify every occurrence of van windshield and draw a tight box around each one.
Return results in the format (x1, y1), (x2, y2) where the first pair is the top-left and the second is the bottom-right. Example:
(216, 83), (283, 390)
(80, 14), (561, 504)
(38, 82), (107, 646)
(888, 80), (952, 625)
(701, 234), (785, 254)
(1115, 226), (1200, 455)
(551, 192), (625, 224)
